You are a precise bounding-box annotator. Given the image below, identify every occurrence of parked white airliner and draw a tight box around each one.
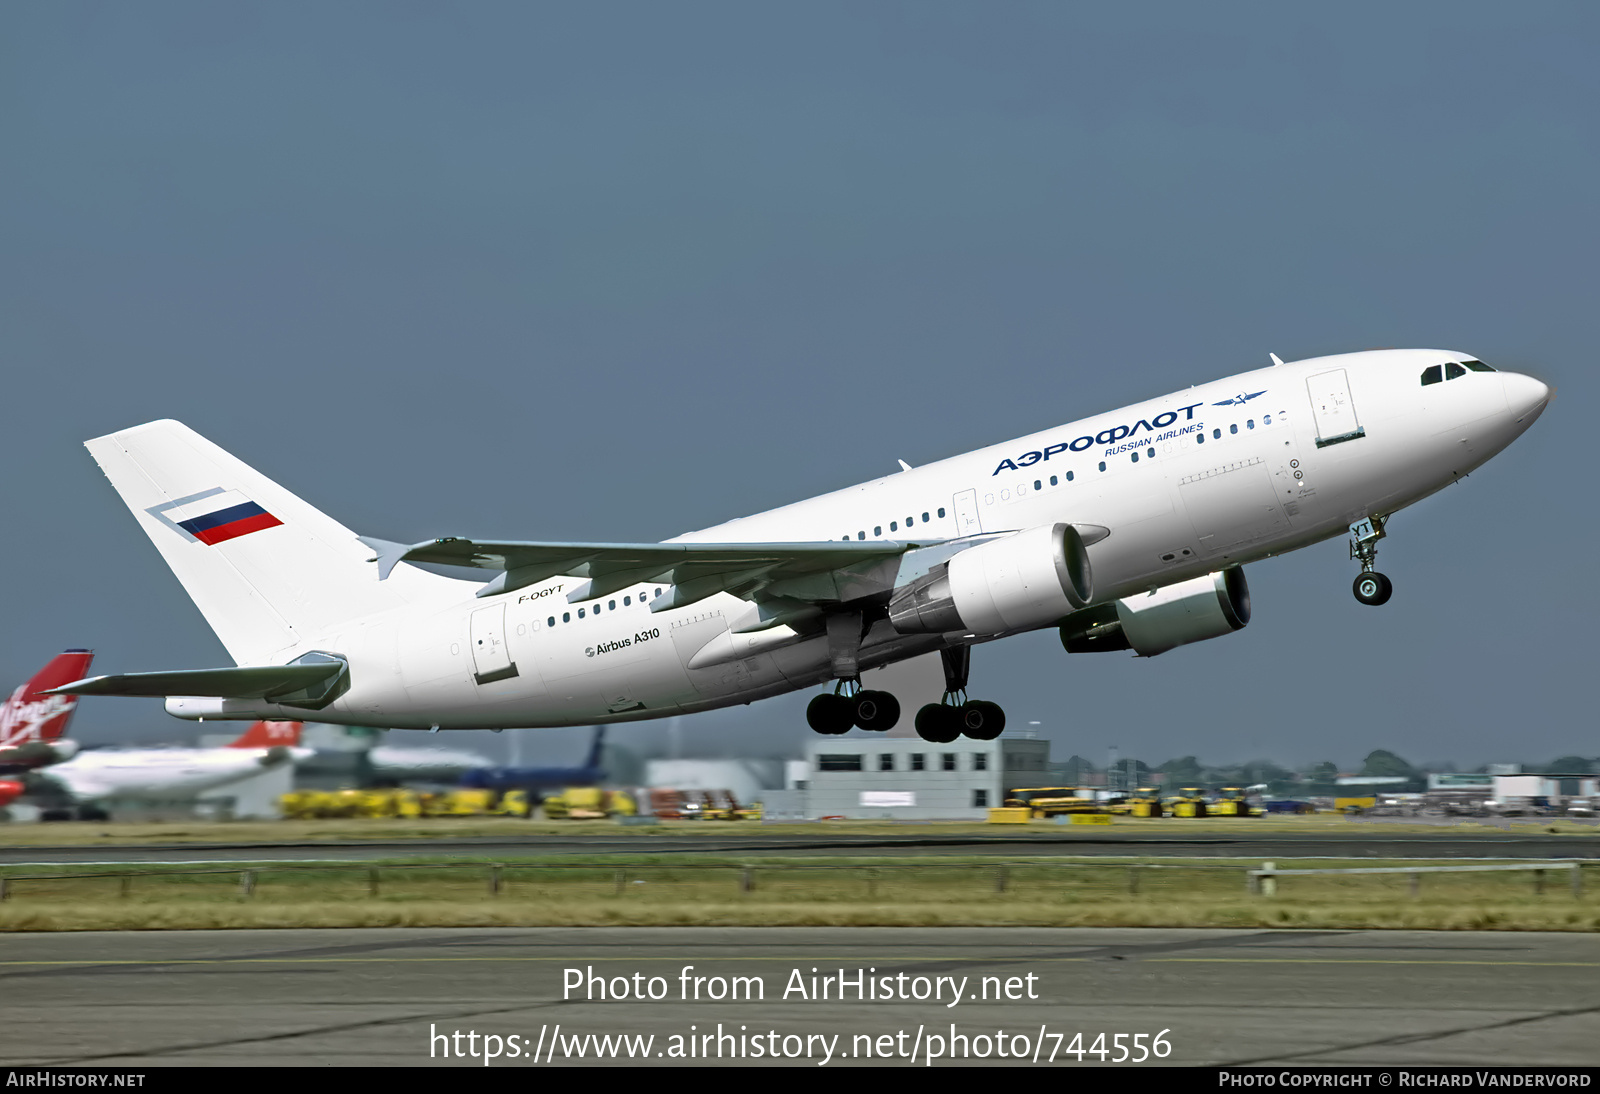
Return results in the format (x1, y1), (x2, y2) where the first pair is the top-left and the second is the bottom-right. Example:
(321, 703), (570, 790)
(58, 349), (1549, 744)
(12, 722), (308, 816)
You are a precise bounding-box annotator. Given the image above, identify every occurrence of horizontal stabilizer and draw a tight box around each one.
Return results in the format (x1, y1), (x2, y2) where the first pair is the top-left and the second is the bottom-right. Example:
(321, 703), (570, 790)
(51, 655), (348, 709)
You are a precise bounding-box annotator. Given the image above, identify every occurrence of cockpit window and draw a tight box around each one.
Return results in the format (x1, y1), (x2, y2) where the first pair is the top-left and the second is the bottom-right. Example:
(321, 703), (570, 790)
(1421, 365), (1443, 386)
(1463, 359), (1496, 372)
(1445, 361), (1466, 381)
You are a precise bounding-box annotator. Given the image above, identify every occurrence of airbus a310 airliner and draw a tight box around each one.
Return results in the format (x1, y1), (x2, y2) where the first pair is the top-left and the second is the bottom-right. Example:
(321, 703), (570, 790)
(57, 349), (1550, 744)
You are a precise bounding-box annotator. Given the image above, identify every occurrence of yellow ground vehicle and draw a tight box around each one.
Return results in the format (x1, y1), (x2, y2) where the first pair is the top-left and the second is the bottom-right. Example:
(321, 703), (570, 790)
(1126, 788), (1165, 818)
(541, 787), (638, 819)
(498, 789), (534, 818)
(1004, 787), (1106, 818)
(543, 787), (608, 819)
(280, 786), (517, 819)
(1169, 787), (1209, 818)
(1209, 787), (1262, 817)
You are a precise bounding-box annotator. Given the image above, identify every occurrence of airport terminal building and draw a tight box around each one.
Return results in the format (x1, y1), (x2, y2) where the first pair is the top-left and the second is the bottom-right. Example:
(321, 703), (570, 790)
(769, 736), (1051, 820)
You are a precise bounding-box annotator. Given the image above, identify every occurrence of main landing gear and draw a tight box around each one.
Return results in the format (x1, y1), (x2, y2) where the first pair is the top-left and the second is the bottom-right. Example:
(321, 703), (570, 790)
(806, 610), (903, 734)
(1349, 515), (1394, 606)
(806, 681), (902, 735)
(913, 647), (1006, 744)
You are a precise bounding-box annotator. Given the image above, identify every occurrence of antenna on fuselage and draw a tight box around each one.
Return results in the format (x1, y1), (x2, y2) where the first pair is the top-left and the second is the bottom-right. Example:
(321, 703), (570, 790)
(1269, 353), (1284, 367)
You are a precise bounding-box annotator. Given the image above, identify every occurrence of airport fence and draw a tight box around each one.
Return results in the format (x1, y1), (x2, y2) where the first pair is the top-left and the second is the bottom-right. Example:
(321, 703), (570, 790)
(0, 859), (1587, 906)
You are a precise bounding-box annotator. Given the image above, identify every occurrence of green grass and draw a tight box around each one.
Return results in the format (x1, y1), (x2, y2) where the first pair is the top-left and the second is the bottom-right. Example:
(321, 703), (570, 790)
(0, 856), (1592, 931)
(6, 813), (1597, 846)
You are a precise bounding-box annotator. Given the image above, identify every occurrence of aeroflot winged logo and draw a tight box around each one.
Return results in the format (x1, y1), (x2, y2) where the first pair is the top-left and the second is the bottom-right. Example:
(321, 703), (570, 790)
(1213, 390), (1267, 407)
(147, 488), (284, 545)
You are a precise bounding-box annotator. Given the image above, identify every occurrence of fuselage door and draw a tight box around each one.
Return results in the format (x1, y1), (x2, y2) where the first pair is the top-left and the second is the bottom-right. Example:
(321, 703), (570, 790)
(1307, 369), (1366, 448)
(469, 604), (519, 685)
(952, 489), (983, 536)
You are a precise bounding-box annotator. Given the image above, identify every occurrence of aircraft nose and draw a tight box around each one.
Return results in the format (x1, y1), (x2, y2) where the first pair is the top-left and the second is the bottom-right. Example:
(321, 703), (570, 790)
(1502, 372), (1552, 423)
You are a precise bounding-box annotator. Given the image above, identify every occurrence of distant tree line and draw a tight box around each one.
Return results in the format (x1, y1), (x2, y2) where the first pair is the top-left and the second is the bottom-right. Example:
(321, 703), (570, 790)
(1043, 750), (1599, 798)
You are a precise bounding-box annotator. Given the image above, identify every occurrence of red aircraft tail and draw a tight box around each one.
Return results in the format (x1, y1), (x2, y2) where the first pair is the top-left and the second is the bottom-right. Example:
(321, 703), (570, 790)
(226, 721), (303, 749)
(0, 650), (94, 749)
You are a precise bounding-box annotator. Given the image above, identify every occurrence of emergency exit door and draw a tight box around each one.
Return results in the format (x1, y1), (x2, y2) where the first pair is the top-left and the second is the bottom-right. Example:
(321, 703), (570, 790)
(1307, 369), (1366, 448)
(470, 604), (519, 685)
(952, 489), (983, 536)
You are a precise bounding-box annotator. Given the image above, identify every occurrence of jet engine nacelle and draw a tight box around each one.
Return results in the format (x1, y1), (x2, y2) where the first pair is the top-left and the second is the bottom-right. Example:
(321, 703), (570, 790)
(1059, 568), (1250, 657)
(889, 523), (1093, 636)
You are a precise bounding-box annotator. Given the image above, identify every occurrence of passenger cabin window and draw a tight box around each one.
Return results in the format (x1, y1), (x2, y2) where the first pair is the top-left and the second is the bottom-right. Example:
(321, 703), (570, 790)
(1066, 471), (1074, 481)
(1421, 365), (1444, 386)
(1097, 461), (1106, 472)
(1229, 423), (1238, 435)
(922, 511), (930, 522)
(938, 508), (946, 518)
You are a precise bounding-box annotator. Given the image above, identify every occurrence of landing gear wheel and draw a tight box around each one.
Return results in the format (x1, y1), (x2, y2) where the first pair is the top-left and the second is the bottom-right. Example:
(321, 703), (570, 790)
(1353, 571), (1393, 606)
(852, 690), (901, 732)
(914, 703), (961, 744)
(806, 693), (854, 735)
(960, 700), (1005, 740)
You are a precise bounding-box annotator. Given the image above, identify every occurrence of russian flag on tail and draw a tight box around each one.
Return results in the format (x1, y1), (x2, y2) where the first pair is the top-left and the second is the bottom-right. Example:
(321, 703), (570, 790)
(169, 490), (283, 545)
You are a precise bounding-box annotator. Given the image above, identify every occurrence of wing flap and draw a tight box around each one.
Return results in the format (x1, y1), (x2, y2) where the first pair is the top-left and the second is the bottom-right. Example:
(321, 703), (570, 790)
(383, 537), (918, 607)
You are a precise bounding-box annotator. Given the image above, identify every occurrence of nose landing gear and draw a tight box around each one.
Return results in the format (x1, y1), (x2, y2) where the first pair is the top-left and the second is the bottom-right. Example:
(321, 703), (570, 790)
(1349, 515), (1393, 606)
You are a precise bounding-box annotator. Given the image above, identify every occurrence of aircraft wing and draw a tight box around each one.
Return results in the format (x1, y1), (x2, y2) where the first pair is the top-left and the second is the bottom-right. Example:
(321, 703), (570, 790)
(366, 536), (922, 614)
(48, 661), (346, 705)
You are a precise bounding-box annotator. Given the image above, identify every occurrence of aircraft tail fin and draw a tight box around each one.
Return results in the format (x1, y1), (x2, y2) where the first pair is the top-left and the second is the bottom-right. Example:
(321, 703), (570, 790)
(584, 725), (606, 771)
(227, 721), (303, 749)
(84, 420), (454, 664)
(0, 650), (94, 748)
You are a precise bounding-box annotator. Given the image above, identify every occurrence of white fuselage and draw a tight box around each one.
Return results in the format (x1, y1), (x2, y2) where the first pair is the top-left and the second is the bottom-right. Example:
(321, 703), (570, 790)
(171, 349), (1550, 730)
(39, 746), (304, 802)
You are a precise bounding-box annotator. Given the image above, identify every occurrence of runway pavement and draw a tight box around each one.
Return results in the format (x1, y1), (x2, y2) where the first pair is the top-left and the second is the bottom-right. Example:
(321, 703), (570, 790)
(1, 927), (1595, 1066)
(4, 827), (1599, 864)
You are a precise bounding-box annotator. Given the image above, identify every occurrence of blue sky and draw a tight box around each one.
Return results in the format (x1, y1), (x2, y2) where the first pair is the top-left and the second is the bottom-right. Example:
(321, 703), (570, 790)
(2, 3), (1591, 769)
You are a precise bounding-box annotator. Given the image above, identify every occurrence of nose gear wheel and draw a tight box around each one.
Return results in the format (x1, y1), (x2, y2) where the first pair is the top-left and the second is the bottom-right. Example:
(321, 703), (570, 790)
(1348, 515), (1394, 607)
